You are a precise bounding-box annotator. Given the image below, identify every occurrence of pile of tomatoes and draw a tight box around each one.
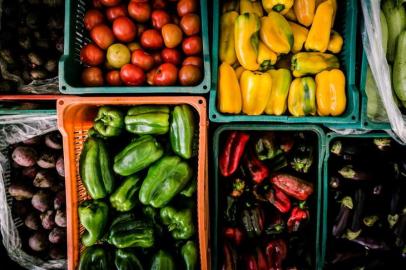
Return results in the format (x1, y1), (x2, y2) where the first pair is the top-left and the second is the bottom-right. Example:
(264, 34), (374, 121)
(80, 0), (204, 87)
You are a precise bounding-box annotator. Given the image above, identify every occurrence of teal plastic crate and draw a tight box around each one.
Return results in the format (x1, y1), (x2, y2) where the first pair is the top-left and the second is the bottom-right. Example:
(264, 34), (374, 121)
(212, 124), (326, 270)
(59, 0), (210, 94)
(0, 101), (56, 115)
(209, 0), (359, 125)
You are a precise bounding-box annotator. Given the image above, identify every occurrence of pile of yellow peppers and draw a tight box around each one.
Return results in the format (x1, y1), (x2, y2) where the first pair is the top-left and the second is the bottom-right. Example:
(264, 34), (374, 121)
(218, 0), (347, 117)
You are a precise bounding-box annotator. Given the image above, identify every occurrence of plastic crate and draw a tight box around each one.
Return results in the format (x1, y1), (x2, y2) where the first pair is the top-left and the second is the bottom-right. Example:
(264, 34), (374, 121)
(59, 0), (211, 94)
(209, 0), (359, 125)
(212, 124), (326, 270)
(57, 96), (209, 270)
(0, 95), (64, 115)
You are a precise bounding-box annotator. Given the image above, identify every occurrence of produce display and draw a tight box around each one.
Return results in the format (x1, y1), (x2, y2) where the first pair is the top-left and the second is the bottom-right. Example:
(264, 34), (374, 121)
(218, 130), (318, 269)
(7, 131), (66, 260)
(77, 105), (199, 269)
(218, 0), (347, 117)
(79, 0), (204, 87)
(326, 137), (406, 269)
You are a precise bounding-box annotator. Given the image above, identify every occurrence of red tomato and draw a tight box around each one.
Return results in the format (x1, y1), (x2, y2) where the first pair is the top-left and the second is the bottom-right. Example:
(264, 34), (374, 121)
(93, 0), (103, 8)
(154, 63), (178, 85)
(180, 13), (200, 36)
(106, 5), (128, 21)
(140, 29), (163, 50)
(90, 24), (115, 49)
(128, 2), (151, 23)
(151, 10), (171, 29)
(100, 0), (121, 7)
(137, 24), (147, 37)
(106, 70), (122, 85)
(161, 48), (181, 65)
(82, 67), (104, 86)
(84, 9), (104, 31)
(80, 44), (105, 66)
(147, 68), (157, 85)
(182, 35), (202, 55)
(161, 24), (183, 48)
(152, 52), (162, 65)
(112, 17), (137, 42)
(120, 64), (146, 85)
(152, 0), (167, 9)
(131, 49), (155, 71)
(182, 56), (203, 68)
(178, 65), (202, 85)
(177, 0), (197, 17)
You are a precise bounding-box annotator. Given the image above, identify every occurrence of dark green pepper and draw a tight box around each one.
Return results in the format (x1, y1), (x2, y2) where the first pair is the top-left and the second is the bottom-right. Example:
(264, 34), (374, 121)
(181, 241), (198, 270)
(160, 205), (195, 240)
(150, 250), (175, 270)
(125, 106), (170, 135)
(94, 106), (124, 137)
(114, 135), (164, 176)
(241, 206), (264, 238)
(114, 249), (144, 270)
(255, 132), (282, 160)
(110, 174), (141, 212)
(107, 213), (155, 249)
(180, 179), (197, 197)
(142, 206), (164, 237)
(80, 137), (115, 199)
(79, 245), (113, 270)
(78, 200), (109, 247)
(170, 105), (196, 159)
(139, 156), (192, 208)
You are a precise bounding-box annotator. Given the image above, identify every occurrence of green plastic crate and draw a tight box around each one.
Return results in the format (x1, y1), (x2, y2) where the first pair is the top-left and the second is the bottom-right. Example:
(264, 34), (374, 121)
(209, 0), (359, 125)
(59, 0), (211, 94)
(0, 102), (56, 115)
(212, 124), (326, 270)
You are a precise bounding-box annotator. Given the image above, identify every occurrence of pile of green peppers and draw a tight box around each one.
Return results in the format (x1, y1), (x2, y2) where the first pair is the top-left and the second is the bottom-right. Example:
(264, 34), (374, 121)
(78, 105), (199, 270)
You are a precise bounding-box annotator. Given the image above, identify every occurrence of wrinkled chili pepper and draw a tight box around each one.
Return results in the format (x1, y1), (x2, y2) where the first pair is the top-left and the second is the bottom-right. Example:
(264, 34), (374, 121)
(244, 149), (269, 184)
(220, 131), (250, 177)
(266, 239), (287, 270)
(267, 186), (291, 213)
(270, 173), (313, 201)
(224, 227), (244, 246)
(287, 205), (309, 232)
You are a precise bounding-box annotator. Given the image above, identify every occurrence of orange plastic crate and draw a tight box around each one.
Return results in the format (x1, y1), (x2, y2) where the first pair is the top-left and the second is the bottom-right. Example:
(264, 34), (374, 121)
(57, 96), (209, 270)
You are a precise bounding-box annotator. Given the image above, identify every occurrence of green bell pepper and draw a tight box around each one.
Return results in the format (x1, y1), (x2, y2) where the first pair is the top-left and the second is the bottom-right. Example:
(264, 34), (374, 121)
(125, 106), (170, 135)
(107, 213), (155, 249)
(150, 250), (175, 270)
(80, 137), (115, 199)
(79, 245), (113, 270)
(110, 174), (141, 212)
(181, 241), (198, 270)
(114, 135), (164, 176)
(139, 156), (192, 208)
(160, 205), (195, 240)
(94, 106), (124, 137)
(180, 179), (197, 198)
(78, 200), (109, 247)
(170, 105), (196, 159)
(114, 249), (144, 270)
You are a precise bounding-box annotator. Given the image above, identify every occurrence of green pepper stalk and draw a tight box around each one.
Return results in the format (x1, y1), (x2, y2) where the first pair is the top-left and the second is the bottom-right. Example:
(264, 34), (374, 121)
(110, 174), (142, 212)
(114, 249), (144, 270)
(78, 200), (109, 247)
(160, 205), (195, 240)
(94, 106), (124, 137)
(181, 241), (198, 270)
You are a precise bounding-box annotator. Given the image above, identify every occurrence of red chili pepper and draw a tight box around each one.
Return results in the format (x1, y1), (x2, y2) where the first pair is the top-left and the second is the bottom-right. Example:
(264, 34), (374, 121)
(267, 186), (291, 213)
(266, 239), (287, 270)
(244, 148), (269, 184)
(255, 247), (268, 270)
(270, 173), (314, 201)
(224, 227), (244, 246)
(245, 248), (268, 270)
(245, 254), (258, 270)
(223, 241), (238, 270)
(220, 131), (250, 177)
(287, 206), (309, 232)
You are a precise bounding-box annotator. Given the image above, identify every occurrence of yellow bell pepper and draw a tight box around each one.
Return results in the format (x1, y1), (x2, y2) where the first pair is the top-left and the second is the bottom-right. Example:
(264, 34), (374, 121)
(327, 31), (343, 54)
(291, 52), (339, 77)
(316, 0), (337, 25)
(222, 0), (240, 13)
(288, 77), (316, 116)
(235, 66), (246, 80)
(294, 0), (316, 27)
(218, 62), (242, 114)
(289, 21), (309, 53)
(240, 0), (263, 16)
(262, 0), (294, 15)
(257, 41), (278, 71)
(284, 8), (297, 21)
(220, 11), (239, 65)
(241, 70), (272, 115)
(265, 69), (292, 115)
(304, 1), (333, 52)
(234, 13), (260, 71)
(260, 11), (293, 54)
(315, 69), (346, 116)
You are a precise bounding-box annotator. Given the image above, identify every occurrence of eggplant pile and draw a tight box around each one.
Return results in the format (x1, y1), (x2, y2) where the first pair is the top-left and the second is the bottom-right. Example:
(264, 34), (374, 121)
(327, 138), (406, 269)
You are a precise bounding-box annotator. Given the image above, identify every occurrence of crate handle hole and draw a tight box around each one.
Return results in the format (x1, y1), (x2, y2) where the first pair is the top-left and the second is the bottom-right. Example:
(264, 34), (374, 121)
(59, 100), (64, 106)
(351, 115), (356, 120)
(62, 86), (66, 90)
(198, 99), (204, 104)
(203, 85), (207, 90)
(212, 114), (217, 119)
(364, 122), (369, 126)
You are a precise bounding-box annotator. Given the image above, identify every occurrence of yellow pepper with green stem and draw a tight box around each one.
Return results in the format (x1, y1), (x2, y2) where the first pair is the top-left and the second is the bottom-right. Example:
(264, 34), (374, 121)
(315, 69), (346, 116)
(289, 21), (309, 53)
(218, 62), (242, 114)
(288, 77), (317, 116)
(327, 31), (343, 53)
(241, 70), (272, 115)
(291, 52), (339, 77)
(265, 69), (292, 115)
(262, 0), (294, 15)
(260, 11), (293, 54)
(234, 13), (260, 70)
(220, 11), (239, 65)
(294, 0), (316, 27)
(240, 0), (263, 16)
(257, 41), (278, 71)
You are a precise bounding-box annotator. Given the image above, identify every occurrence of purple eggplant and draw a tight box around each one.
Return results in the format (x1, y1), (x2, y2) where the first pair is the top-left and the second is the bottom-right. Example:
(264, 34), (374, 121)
(345, 189), (365, 240)
(338, 165), (372, 181)
(333, 196), (353, 238)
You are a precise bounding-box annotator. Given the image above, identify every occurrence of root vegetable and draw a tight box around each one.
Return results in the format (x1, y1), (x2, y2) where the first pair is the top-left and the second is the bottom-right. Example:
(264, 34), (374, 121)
(27, 52), (44, 66)
(8, 183), (34, 200)
(22, 166), (38, 179)
(40, 210), (55, 230)
(45, 132), (62, 150)
(49, 246), (66, 259)
(48, 227), (66, 244)
(56, 156), (64, 177)
(12, 146), (38, 167)
(25, 213), (40, 230)
(30, 69), (48, 80)
(29, 231), (48, 252)
(37, 152), (57, 169)
(45, 59), (57, 73)
(33, 170), (55, 188)
(53, 190), (65, 210)
(55, 210), (66, 227)
(13, 201), (30, 217)
(32, 190), (51, 212)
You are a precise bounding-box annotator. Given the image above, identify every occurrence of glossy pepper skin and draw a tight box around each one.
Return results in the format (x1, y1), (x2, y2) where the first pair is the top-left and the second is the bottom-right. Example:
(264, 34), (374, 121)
(181, 241), (198, 270)
(80, 137), (115, 199)
(160, 205), (195, 239)
(113, 135), (163, 176)
(327, 31), (343, 53)
(241, 70), (272, 115)
(220, 11), (238, 65)
(220, 131), (250, 177)
(270, 173), (314, 201)
(285, 8), (297, 21)
(225, 227), (244, 246)
(245, 248), (268, 270)
(262, 0), (294, 15)
(114, 249), (144, 270)
(288, 77), (316, 116)
(107, 213), (155, 249)
(316, 69), (346, 116)
(170, 105), (195, 159)
(305, 1), (333, 52)
(241, 206), (264, 238)
(239, 0), (263, 16)
(268, 186), (291, 213)
(180, 179), (197, 197)
(94, 106), (124, 137)
(234, 13), (260, 71)
(79, 245), (113, 270)
(265, 69), (292, 115)
(79, 200), (109, 247)
(291, 52), (339, 77)
(223, 242), (238, 270)
(287, 206), (309, 232)
(139, 156), (192, 208)
(218, 62), (242, 114)
(316, 0), (337, 26)
(289, 21), (309, 53)
(150, 250), (175, 270)
(257, 41), (278, 71)
(254, 132), (282, 160)
(124, 106), (170, 135)
(110, 174), (141, 212)
(294, 0), (316, 27)
(244, 149), (270, 184)
(265, 239), (287, 270)
(260, 12), (293, 54)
